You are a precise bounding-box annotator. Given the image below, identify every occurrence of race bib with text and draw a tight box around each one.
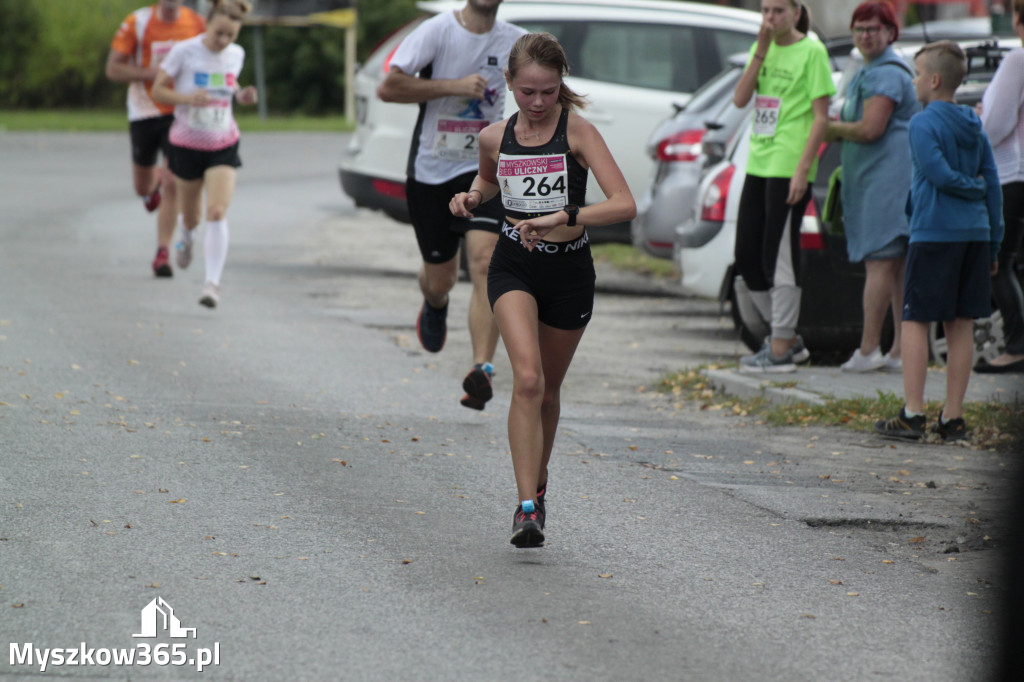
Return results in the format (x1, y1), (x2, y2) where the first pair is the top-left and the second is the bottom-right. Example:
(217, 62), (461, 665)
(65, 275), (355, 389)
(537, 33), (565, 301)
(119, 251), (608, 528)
(434, 118), (487, 161)
(498, 153), (569, 213)
(187, 101), (231, 132)
(753, 95), (782, 137)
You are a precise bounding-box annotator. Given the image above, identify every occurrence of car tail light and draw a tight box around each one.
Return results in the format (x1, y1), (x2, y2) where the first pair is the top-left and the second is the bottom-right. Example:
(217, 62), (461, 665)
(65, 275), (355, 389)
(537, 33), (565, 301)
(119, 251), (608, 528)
(799, 198), (824, 250)
(372, 178), (406, 200)
(382, 42), (401, 73)
(656, 129), (705, 162)
(700, 164), (735, 222)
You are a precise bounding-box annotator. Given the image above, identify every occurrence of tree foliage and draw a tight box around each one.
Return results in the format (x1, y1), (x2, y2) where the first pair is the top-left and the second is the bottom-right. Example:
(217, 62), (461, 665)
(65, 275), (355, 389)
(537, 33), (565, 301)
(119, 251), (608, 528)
(0, 0), (435, 113)
(355, 0), (420, 62)
(0, 0), (143, 107)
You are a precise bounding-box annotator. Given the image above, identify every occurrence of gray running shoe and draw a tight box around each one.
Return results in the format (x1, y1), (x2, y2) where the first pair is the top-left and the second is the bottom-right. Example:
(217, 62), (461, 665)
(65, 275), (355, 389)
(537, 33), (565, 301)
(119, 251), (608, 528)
(762, 334), (810, 364)
(740, 346), (797, 374)
(199, 282), (219, 309)
(176, 239), (193, 269)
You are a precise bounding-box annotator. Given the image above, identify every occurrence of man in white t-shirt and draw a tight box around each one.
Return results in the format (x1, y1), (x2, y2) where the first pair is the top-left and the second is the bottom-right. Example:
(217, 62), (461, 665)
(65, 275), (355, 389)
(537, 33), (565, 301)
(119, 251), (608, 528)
(378, 0), (526, 411)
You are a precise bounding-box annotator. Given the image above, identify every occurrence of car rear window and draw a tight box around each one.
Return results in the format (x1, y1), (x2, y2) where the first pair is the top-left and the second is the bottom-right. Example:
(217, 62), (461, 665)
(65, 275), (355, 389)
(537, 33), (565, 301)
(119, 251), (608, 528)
(713, 30), (755, 64)
(578, 22), (700, 92)
(516, 20), (702, 94)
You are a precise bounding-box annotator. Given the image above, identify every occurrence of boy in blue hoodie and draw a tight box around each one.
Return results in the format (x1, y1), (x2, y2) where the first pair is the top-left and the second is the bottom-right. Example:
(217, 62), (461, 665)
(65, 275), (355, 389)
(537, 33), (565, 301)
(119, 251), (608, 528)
(874, 41), (1003, 441)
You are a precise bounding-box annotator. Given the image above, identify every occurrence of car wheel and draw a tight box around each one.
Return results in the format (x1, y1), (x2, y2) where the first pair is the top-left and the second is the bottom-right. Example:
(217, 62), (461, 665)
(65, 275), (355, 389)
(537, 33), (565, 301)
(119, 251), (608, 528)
(927, 310), (1005, 367)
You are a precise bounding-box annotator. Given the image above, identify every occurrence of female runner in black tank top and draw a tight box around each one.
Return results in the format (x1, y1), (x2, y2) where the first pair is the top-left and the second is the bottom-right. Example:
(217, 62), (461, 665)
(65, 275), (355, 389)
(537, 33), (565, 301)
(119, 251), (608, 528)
(449, 33), (635, 548)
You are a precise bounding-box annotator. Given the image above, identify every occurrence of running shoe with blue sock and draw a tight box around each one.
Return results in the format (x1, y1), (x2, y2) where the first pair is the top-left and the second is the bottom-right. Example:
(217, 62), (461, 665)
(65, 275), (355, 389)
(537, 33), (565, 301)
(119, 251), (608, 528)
(510, 499), (544, 548)
(535, 483), (546, 528)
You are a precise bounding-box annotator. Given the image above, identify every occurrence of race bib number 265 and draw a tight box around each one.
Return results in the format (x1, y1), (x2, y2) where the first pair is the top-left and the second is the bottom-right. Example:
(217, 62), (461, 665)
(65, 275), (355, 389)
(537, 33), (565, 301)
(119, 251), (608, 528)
(753, 95), (782, 137)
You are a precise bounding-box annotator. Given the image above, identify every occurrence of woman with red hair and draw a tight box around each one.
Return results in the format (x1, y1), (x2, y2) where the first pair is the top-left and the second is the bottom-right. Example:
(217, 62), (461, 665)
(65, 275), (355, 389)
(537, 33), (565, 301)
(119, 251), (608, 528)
(827, 1), (920, 372)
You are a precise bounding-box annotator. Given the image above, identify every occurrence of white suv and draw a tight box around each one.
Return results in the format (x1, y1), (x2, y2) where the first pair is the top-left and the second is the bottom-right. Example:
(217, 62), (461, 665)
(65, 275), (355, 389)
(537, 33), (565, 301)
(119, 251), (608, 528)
(339, 0), (761, 232)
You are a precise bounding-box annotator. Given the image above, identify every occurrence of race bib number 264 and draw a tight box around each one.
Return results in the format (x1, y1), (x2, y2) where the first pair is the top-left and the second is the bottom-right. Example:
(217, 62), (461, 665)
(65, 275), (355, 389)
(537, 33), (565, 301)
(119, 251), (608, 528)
(498, 154), (569, 213)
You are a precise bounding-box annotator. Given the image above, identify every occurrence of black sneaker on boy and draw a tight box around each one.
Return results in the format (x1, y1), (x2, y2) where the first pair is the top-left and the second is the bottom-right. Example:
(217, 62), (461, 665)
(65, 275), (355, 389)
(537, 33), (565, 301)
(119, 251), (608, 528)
(874, 407), (926, 441)
(931, 410), (967, 441)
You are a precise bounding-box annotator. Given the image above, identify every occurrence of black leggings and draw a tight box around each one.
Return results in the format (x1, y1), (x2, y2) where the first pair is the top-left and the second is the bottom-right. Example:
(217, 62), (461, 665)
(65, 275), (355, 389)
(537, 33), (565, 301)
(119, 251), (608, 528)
(734, 175), (812, 291)
(993, 181), (1024, 354)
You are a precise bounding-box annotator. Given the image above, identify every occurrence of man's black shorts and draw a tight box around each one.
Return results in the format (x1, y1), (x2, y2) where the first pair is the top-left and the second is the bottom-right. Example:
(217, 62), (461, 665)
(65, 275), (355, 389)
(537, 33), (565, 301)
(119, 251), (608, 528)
(168, 141), (242, 181)
(407, 171), (503, 264)
(129, 115), (174, 167)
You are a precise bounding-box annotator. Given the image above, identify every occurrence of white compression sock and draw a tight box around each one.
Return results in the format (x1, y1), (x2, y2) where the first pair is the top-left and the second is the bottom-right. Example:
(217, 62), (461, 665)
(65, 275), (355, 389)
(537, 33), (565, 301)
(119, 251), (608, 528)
(204, 219), (229, 285)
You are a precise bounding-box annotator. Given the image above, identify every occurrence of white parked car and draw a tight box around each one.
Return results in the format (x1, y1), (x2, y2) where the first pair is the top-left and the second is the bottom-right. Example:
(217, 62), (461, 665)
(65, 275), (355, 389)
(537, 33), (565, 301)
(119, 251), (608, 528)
(339, 0), (762, 238)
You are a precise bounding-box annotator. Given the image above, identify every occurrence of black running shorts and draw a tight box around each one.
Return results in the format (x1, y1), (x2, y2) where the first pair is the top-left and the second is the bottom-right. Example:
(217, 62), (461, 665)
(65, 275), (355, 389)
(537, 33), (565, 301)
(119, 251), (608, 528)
(487, 221), (595, 330)
(129, 114), (174, 167)
(168, 141), (242, 181)
(407, 171), (503, 264)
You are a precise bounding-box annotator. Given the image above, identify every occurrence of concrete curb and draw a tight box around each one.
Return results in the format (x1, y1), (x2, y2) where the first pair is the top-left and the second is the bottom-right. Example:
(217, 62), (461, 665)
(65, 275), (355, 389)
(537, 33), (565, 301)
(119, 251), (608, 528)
(704, 368), (828, 406)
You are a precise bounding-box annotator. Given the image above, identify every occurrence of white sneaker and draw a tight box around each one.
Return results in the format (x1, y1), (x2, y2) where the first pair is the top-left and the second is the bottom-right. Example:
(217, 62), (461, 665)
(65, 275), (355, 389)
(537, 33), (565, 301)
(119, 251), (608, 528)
(882, 353), (902, 372)
(199, 282), (220, 308)
(840, 347), (886, 372)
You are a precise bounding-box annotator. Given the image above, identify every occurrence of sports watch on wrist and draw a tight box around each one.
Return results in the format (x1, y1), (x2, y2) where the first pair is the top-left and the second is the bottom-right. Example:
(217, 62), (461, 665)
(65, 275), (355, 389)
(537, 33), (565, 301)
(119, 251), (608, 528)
(564, 205), (579, 227)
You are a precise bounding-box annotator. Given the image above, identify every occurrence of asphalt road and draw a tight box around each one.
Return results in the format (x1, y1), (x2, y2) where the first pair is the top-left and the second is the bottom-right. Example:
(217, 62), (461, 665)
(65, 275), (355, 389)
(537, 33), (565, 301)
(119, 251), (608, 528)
(0, 132), (1011, 681)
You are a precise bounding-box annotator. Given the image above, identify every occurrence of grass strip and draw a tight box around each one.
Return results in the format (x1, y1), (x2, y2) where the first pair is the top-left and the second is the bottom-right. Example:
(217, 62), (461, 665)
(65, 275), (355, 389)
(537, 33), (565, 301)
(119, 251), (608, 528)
(660, 364), (1022, 452)
(592, 243), (679, 280)
(0, 109), (353, 133)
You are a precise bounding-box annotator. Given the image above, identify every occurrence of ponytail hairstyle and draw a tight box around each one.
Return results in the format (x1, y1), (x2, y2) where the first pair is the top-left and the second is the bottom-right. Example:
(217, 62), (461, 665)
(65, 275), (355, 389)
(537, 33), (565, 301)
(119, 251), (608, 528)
(1015, 0), (1023, 23)
(793, 1), (811, 34)
(208, 0), (252, 22)
(507, 33), (588, 111)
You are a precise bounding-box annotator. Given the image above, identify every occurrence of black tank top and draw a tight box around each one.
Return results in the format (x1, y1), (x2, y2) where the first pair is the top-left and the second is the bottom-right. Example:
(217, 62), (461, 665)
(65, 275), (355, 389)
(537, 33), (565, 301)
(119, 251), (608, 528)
(496, 107), (588, 221)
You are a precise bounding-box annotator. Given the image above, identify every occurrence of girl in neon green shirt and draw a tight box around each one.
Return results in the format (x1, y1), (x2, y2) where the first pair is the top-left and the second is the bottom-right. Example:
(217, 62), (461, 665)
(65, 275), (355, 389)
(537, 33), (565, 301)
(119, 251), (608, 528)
(732, 0), (834, 373)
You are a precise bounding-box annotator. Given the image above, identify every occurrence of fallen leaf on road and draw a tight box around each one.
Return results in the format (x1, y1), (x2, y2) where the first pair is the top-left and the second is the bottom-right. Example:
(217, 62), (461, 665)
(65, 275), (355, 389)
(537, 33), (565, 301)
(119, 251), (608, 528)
(598, 574), (613, 579)
(908, 537), (925, 544)
(846, 592), (860, 597)
(828, 580), (843, 585)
